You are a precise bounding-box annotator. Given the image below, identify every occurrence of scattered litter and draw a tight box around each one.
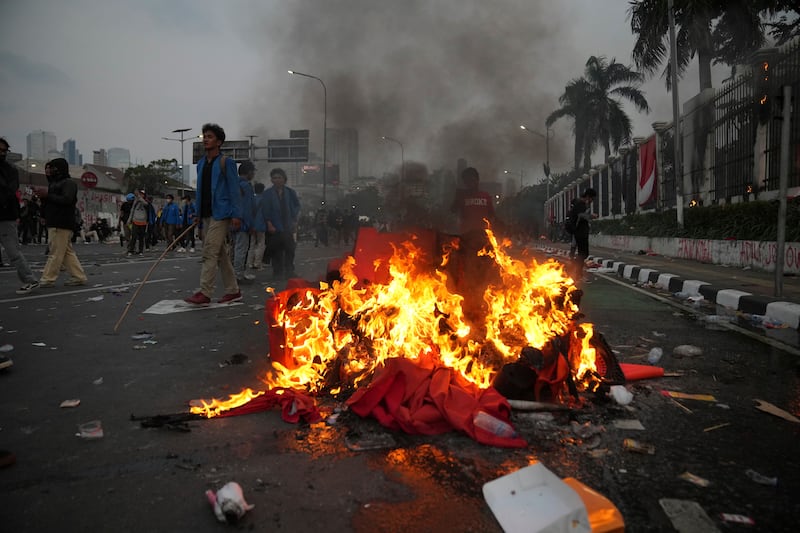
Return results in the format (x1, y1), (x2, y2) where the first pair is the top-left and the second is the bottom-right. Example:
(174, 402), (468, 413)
(326, 413), (340, 425)
(659, 499), (720, 533)
(0, 344), (13, 352)
(483, 463), (592, 533)
(745, 469), (778, 486)
(715, 403), (730, 409)
(131, 331), (154, 340)
(32, 342), (46, 347)
(345, 431), (397, 451)
(687, 295), (704, 304)
(132, 345), (147, 350)
(661, 390), (717, 402)
(570, 421), (604, 439)
(608, 385), (633, 405)
(218, 353), (248, 368)
(586, 448), (610, 458)
(107, 286), (131, 295)
(646, 347), (663, 364)
(507, 399), (571, 411)
(762, 317), (786, 329)
(86, 295), (104, 302)
(701, 314), (732, 324)
(60, 399), (81, 408)
(613, 419), (645, 431)
(673, 345), (703, 358)
(720, 513), (755, 526)
(93, 377), (103, 385)
(205, 481), (255, 523)
(651, 331), (666, 337)
(753, 399), (800, 424)
(679, 471), (710, 487)
(703, 422), (730, 432)
(77, 420), (104, 439)
(663, 371), (685, 377)
(142, 339), (157, 345)
(622, 438), (655, 455)
(670, 399), (693, 414)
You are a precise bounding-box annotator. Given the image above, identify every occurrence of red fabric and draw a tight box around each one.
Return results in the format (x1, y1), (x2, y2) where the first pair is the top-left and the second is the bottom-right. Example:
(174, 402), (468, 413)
(349, 226), (438, 286)
(534, 355), (570, 401)
(637, 135), (657, 207)
(216, 388), (322, 423)
(346, 354), (527, 448)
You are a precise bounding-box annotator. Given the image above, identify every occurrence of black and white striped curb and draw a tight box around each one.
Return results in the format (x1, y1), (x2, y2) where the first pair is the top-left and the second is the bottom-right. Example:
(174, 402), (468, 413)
(586, 254), (800, 330)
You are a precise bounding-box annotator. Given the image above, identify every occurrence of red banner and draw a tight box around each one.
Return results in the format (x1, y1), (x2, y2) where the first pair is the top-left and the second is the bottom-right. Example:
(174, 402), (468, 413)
(637, 136), (657, 207)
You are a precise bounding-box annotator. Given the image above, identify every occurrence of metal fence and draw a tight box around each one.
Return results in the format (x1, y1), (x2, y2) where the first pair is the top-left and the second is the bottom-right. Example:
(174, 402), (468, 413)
(546, 40), (800, 225)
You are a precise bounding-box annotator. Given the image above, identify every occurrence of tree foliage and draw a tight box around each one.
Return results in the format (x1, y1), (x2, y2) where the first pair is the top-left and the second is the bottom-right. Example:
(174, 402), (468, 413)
(628, 0), (770, 91)
(124, 158), (179, 197)
(547, 56), (649, 171)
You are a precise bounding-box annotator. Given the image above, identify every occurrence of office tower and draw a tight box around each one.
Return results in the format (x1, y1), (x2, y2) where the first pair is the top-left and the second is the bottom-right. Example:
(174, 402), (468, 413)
(107, 147), (131, 169)
(27, 130), (57, 161)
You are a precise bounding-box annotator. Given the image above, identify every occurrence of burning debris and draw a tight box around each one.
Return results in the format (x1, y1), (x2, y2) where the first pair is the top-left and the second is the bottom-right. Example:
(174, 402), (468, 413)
(186, 226), (624, 441)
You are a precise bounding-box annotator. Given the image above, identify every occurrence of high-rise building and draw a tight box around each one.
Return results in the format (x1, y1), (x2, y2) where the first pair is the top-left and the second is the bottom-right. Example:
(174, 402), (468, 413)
(63, 139), (83, 166)
(327, 128), (359, 187)
(27, 130), (57, 161)
(107, 147), (131, 169)
(93, 149), (108, 166)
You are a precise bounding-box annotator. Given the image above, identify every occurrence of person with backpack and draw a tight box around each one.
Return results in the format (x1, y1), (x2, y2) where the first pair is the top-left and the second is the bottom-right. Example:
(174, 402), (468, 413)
(183, 123), (243, 306)
(566, 187), (597, 283)
(118, 193), (134, 247)
(127, 190), (150, 256)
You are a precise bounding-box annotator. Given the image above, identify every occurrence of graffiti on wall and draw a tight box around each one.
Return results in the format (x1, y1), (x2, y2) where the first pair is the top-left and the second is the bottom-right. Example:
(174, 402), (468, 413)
(739, 240), (800, 271)
(677, 238), (713, 263)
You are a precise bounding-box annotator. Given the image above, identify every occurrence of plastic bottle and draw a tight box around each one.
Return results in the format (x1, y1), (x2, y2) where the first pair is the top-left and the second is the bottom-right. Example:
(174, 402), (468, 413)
(647, 347), (663, 364)
(472, 411), (518, 438)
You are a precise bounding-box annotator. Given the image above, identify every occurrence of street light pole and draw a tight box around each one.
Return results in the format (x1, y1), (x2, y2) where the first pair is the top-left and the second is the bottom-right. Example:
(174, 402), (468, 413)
(381, 136), (405, 199)
(289, 70), (327, 204)
(161, 128), (192, 184)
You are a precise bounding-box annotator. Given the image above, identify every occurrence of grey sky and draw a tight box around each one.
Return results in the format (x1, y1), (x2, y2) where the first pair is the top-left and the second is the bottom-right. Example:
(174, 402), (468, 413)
(1, 0), (719, 186)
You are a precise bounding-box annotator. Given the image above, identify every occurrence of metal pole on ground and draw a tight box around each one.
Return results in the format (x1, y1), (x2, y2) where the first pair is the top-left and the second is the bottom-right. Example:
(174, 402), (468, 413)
(776, 85), (791, 297)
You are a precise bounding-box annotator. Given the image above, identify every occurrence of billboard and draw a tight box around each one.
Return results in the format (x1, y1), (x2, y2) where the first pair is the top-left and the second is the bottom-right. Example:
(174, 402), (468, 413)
(267, 138), (309, 163)
(192, 140), (251, 164)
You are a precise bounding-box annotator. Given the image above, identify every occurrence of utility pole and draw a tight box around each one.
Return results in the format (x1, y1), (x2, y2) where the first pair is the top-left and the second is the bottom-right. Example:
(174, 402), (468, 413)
(246, 135), (258, 162)
(668, 0), (683, 226)
(776, 85), (791, 297)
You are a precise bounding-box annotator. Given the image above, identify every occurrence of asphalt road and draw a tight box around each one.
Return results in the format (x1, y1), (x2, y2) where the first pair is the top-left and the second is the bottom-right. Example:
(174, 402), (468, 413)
(1, 237), (798, 532)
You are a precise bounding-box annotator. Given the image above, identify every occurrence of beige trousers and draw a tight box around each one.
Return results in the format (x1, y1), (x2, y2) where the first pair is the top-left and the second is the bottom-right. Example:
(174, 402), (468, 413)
(41, 228), (88, 283)
(199, 217), (239, 297)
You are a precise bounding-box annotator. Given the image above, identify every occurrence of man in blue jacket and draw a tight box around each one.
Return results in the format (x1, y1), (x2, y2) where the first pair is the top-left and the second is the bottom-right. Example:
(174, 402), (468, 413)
(184, 123), (243, 306)
(260, 167), (300, 279)
(233, 160), (256, 282)
(161, 194), (181, 248)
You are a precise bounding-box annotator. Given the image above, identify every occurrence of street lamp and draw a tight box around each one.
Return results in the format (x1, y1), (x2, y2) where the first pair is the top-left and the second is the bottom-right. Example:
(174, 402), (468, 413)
(381, 136), (405, 199)
(288, 70), (327, 204)
(161, 128), (192, 184)
(503, 169), (524, 190)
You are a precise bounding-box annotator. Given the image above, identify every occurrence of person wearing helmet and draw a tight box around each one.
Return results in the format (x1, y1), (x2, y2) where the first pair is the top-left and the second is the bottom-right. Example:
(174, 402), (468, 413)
(118, 192), (135, 248)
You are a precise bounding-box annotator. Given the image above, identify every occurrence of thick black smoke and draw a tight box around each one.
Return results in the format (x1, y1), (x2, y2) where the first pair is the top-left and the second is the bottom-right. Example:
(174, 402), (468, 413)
(240, 0), (572, 179)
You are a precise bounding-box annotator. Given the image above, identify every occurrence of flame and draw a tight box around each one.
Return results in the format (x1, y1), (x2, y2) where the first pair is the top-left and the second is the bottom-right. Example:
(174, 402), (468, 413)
(760, 95), (768, 105)
(190, 387), (265, 418)
(262, 226), (590, 394)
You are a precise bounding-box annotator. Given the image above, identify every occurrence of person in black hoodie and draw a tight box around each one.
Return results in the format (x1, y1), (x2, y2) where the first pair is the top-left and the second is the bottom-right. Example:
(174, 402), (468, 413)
(39, 158), (87, 287)
(0, 137), (39, 295)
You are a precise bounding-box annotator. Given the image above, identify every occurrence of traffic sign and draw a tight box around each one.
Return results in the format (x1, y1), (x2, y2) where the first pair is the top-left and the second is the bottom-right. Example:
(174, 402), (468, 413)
(81, 171), (98, 188)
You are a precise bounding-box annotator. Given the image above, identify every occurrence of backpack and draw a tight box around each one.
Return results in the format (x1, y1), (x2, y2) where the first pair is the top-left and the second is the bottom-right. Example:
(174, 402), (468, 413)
(564, 215), (576, 235)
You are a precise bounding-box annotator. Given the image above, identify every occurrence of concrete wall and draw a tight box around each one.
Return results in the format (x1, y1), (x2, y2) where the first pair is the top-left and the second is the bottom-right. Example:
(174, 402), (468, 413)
(592, 234), (800, 274)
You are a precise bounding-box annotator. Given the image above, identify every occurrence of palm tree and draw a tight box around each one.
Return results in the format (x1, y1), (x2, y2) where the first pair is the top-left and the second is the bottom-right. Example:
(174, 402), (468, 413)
(628, 0), (769, 91)
(547, 56), (650, 171)
(545, 78), (594, 171)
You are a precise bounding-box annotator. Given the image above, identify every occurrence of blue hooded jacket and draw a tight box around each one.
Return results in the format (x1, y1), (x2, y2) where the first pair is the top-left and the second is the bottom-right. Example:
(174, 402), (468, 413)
(237, 177), (255, 232)
(195, 156), (243, 221)
(259, 185), (300, 233)
(162, 201), (181, 225)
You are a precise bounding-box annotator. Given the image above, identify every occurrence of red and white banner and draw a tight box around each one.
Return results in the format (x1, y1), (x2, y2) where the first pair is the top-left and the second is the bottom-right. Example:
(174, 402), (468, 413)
(637, 136), (657, 207)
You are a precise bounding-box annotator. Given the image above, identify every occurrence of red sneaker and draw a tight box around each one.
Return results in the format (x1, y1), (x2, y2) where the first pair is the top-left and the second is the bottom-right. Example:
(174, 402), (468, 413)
(184, 291), (211, 306)
(218, 292), (242, 304)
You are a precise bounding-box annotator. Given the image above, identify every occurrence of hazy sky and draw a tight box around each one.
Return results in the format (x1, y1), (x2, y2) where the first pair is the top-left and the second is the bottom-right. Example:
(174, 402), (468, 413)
(2, 0), (722, 186)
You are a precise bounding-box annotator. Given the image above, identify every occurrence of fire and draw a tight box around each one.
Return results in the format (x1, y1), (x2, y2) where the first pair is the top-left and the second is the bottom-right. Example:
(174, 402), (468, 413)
(190, 387), (265, 418)
(262, 227), (591, 394)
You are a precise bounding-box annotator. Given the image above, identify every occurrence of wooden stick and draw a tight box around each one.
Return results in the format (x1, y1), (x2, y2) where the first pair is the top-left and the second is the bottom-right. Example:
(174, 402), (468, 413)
(112, 222), (198, 333)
